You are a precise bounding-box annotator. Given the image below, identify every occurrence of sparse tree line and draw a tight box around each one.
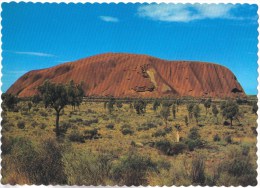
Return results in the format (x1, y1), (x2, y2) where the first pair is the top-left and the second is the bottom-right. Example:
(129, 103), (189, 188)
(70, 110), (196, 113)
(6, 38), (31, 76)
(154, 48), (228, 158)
(2, 81), (258, 139)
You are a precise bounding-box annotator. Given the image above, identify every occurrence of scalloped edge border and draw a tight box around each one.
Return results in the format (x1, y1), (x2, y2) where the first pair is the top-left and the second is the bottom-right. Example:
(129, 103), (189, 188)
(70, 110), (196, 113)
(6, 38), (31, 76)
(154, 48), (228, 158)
(0, 1), (259, 187)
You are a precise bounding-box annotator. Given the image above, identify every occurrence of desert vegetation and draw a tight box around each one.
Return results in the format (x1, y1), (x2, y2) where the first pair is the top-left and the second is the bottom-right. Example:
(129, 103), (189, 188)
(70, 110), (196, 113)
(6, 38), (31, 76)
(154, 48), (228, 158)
(1, 84), (257, 186)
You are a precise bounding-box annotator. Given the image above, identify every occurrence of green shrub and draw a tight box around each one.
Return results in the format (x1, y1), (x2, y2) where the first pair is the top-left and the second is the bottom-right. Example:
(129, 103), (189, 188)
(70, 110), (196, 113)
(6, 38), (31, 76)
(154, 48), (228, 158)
(241, 145), (250, 156)
(112, 152), (157, 186)
(186, 139), (204, 151)
(217, 148), (257, 186)
(157, 160), (171, 171)
(121, 124), (134, 135)
(152, 129), (166, 137)
(155, 140), (172, 154)
(59, 122), (71, 135)
(63, 150), (113, 185)
(106, 123), (114, 129)
(83, 118), (98, 126)
(68, 131), (85, 143)
(137, 122), (157, 131)
(225, 135), (232, 144)
(84, 128), (101, 139)
(4, 137), (67, 184)
(188, 127), (200, 140)
(164, 126), (172, 133)
(213, 134), (221, 142)
(168, 142), (187, 155)
(121, 128), (134, 135)
(191, 155), (205, 185)
(17, 121), (25, 129)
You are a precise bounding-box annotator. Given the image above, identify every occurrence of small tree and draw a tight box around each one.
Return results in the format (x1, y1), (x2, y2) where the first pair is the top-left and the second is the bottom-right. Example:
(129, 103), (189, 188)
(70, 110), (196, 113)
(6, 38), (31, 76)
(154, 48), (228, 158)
(203, 99), (212, 115)
(184, 115), (189, 126)
(160, 106), (170, 127)
(172, 104), (176, 119)
(252, 102), (258, 114)
(187, 103), (194, 120)
(193, 105), (201, 125)
(212, 104), (219, 124)
(2, 93), (19, 111)
(222, 100), (239, 126)
(153, 99), (161, 111)
(38, 80), (84, 137)
(28, 102), (32, 112)
(67, 80), (84, 110)
(176, 99), (181, 112)
(134, 99), (147, 115)
(107, 97), (116, 114)
(116, 101), (123, 109)
(32, 94), (41, 104)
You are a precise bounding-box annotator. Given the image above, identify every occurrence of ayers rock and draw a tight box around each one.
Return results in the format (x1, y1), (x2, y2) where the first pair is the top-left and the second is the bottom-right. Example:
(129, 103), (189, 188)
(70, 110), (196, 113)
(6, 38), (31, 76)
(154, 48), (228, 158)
(7, 53), (245, 98)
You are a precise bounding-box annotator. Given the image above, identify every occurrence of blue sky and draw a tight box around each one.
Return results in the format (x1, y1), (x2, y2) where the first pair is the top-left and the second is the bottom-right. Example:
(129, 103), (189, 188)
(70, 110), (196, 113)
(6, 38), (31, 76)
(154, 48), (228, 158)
(1, 3), (258, 94)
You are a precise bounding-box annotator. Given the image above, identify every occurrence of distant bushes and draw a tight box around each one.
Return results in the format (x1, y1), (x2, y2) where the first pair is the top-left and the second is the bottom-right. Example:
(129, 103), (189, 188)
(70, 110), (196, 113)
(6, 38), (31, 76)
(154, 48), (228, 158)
(120, 124), (134, 135)
(137, 122), (157, 131)
(106, 123), (115, 130)
(68, 131), (85, 143)
(154, 140), (187, 156)
(83, 118), (98, 126)
(152, 127), (173, 137)
(84, 128), (101, 139)
(17, 121), (25, 129)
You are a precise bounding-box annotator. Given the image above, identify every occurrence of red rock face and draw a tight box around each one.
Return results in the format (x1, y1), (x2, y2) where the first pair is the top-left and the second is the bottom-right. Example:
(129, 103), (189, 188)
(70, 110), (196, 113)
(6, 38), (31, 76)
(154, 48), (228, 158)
(7, 53), (245, 98)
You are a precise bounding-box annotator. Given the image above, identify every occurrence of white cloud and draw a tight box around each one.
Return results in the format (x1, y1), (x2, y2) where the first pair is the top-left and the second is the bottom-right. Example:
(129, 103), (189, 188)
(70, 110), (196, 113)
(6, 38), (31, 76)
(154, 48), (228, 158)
(99, 16), (119, 23)
(137, 4), (242, 22)
(14, 51), (55, 57)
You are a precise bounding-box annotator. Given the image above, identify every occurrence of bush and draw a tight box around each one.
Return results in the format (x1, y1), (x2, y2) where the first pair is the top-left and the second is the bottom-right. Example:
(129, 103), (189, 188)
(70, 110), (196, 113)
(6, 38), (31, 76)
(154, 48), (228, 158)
(168, 143), (187, 155)
(63, 150), (113, 185)
(59, 122), (71, 135)
(68, 131), (85, 143)
(83, 118), (98, 126)
(84, 128), (101, 139)
(225, 135), (232, 144)
(164, 126), (172, 133)
(191, 155), (205, 185)
(213, 134), (221, 142)
(121, 128), (134, 135)
(217, 148), (257, 186)
(188, 127), (200, 140)
(17, 121), (25, 129)
(241, 145), (250, 156)
(186, 139), (204, 151)
(121, 124), (134, 135)
(3, 138), (67, 184)
(106, 123), (114, 130)
(137, 122), (157, 131)
(155, 140), (172, 154)
(112, 152), (157, 186)
(152, 129), (166, 137)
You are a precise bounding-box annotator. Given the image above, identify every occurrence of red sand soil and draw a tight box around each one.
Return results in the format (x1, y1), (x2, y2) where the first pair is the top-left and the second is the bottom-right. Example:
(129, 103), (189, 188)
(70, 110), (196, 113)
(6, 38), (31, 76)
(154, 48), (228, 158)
(7, 53), (245, 98)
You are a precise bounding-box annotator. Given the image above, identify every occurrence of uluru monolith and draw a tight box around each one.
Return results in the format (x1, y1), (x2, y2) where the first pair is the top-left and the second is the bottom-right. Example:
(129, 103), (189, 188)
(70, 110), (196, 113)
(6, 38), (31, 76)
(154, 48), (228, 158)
(7, 53), (245, 98)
